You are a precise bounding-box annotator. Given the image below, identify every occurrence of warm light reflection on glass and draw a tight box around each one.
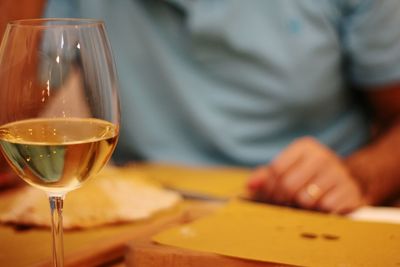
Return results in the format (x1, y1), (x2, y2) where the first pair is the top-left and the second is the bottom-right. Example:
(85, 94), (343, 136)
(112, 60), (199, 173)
(46, 80), (50, 97)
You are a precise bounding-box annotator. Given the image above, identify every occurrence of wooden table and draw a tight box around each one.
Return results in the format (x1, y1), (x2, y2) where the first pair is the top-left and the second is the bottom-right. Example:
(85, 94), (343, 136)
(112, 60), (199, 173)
(4, 163), (396, 267)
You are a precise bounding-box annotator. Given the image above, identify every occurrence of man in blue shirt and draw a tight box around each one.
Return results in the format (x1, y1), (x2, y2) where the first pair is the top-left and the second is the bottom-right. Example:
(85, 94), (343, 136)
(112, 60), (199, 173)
(44, 0), (400, 213)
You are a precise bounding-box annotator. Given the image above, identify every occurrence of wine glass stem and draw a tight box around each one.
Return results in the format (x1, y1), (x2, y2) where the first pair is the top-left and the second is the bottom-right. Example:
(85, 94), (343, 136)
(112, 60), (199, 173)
(49, 195), (65, 267)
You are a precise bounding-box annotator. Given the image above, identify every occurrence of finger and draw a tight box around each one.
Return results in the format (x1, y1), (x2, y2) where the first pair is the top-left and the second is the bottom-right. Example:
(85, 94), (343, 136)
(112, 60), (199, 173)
(318, 185), (362, 214)
(264, 167), (282, 204)
(247, 166), (269, 191)
(270, 139), (306, 177)
(295, 171), (337, 210)
(268, 141), (308, 203)
(247, 166), (276, 202)
(331, 185), (364, 214)
(275, 153), (326, 204)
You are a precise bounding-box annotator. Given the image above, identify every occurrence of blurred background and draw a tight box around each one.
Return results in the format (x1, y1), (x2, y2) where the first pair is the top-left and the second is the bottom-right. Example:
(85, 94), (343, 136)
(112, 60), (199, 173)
(0, 0), (46, 187)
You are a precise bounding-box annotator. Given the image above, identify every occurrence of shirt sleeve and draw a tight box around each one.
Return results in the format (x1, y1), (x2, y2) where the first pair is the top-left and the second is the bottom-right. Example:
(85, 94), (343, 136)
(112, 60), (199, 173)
(341, 0), (400, 87)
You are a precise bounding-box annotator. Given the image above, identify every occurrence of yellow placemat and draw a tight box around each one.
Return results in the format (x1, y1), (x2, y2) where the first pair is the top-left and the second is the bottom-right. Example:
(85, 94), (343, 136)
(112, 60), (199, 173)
(154, 200), (400, 267)
(128, 163), (250, 199)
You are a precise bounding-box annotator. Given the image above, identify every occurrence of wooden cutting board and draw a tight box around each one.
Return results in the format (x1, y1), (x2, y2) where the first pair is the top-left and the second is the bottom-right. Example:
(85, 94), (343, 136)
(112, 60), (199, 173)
(125, 239), (291, 267)
(0, 194), (214, 267)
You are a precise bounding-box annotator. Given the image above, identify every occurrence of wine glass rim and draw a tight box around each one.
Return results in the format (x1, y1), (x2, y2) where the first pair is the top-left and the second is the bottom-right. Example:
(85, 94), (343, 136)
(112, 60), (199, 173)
(8, 18), (104, 28)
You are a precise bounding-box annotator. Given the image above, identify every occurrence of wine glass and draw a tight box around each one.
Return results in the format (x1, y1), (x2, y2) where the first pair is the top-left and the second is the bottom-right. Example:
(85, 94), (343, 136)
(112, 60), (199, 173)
(0, 19), (120, 266)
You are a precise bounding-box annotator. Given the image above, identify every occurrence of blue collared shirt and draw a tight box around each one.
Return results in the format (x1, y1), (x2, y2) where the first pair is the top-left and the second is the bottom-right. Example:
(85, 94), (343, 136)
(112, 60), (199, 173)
(45, 0), (400, 166)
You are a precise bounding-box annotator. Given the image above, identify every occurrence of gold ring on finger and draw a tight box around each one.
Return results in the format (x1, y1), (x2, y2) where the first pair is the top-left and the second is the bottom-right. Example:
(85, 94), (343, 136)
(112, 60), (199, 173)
(305, 183), (322, 200)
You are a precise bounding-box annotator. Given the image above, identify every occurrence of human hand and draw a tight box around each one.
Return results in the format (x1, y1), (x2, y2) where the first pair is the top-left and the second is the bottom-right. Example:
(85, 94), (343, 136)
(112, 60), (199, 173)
(247, 137), (366, 214)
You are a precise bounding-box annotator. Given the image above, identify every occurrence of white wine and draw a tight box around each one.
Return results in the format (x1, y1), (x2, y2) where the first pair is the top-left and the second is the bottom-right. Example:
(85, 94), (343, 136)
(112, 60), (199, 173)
(0, 118), (118, 193)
